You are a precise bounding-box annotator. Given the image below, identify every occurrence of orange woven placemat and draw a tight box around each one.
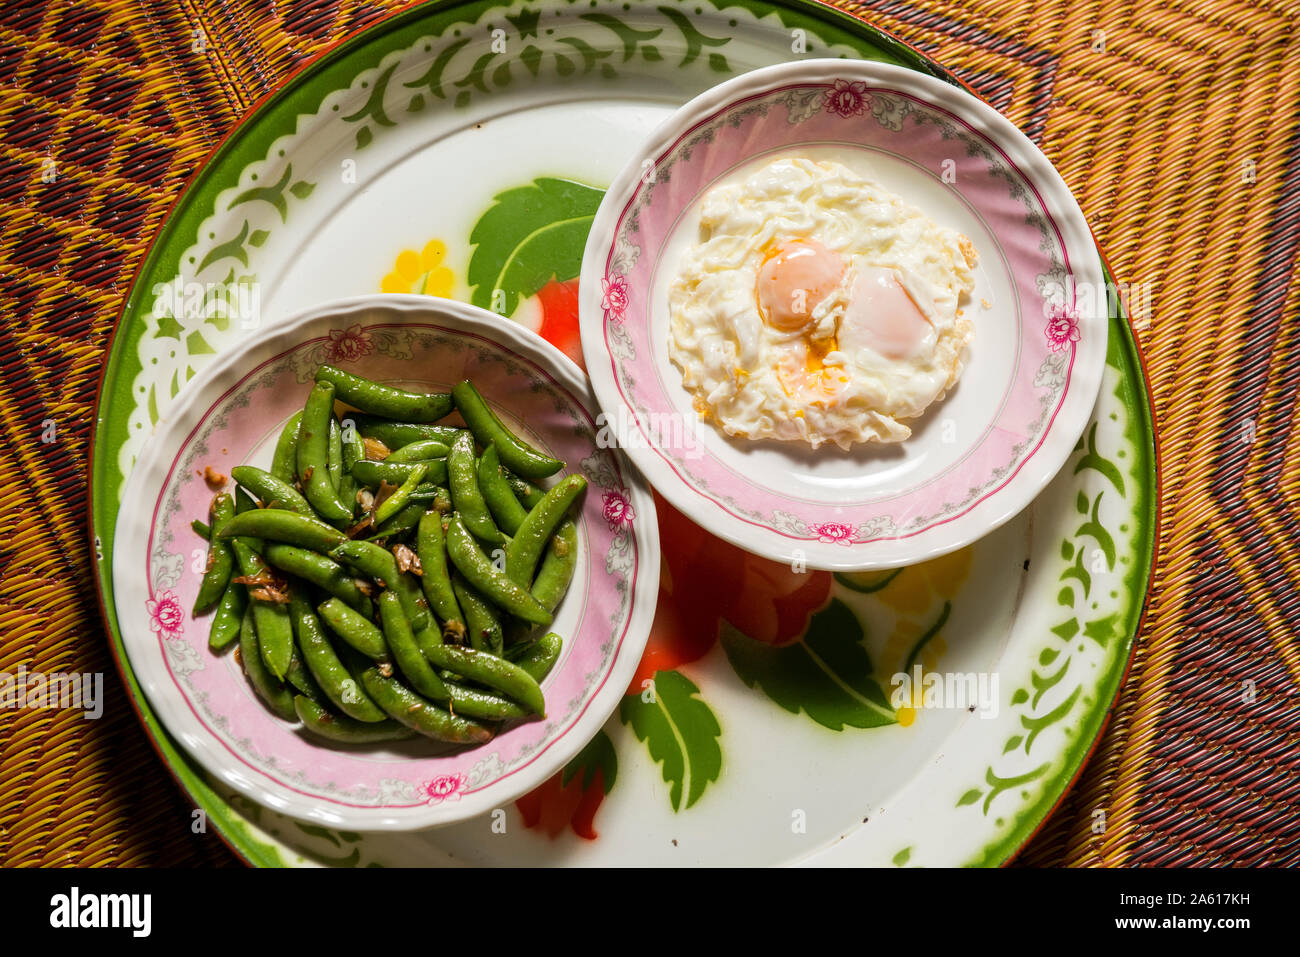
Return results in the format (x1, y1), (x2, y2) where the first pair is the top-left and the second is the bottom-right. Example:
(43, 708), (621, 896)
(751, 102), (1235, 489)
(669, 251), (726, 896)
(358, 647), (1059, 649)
(1, 0), (1296, 867)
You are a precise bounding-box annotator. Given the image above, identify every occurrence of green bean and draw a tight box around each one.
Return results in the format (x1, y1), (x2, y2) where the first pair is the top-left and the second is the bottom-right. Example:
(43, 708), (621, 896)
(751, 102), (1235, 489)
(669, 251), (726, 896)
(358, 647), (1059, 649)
(317, 597), (389, 661)
(377, 590), (448, 701)
(340, 417), (364, 467)
(448, 431), (505, 544)
(478, 444), (529, 535)
(504, 469), (545, 509)
(293, 695), (414, 744)
(254, 601), (293, 681)
(445, 514), (551, 625)
(375, 462), (427, 525)
(451, 380), (563, 479)
(192, 519), (211, 539)
(364, 502), (425, 542)
(386, 439), (451, 464)
(193, 493), (235, 615)
(411, 619), (444, 653)
(338, 420), (362, 516)
(315, 364), (455, 422)
(207, 580), (247, 653)
(262, 543), (369, 614)
(296, 381), (352, 522)
(531, 519), (578, 613)
(337, 477), (358, 521)
(338, 644), (378, 687)
(270, 411), (303, 484)
(442, 679), (531, 721)
(508, 631), (563, 683)
(216, 509), (347, 553)
(327, 415), (344, 492)
(359, 667), (493, 744)
(228, 493), (264, 553)
(291, 594), (388, 722)
(506, 475), (587, 587)
(349, 415), (461, 450)
(501, 617), (537, 649)
(330, 537), (398, 582)
(421, 643), (545, 715)
(238, 605), (295, 721)
(452, 572), (503, 654)
(229, 537), (293, 680)
(229, 465), (312, 517)
(328, 542), (429, 634)
(408, 483), (451, 505)
(229, 536), (264, 578)
(286, 646), (328, 705)
(234, 487), (258, 514)
(351, 459), (448, 488)
(416, 511), (464, 638)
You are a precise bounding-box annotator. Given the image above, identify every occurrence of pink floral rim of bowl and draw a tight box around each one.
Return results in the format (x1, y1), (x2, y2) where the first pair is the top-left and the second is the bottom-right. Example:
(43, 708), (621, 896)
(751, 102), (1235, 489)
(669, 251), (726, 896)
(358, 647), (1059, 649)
(112, 295), (659, 831)
(579, 58), (1109, 572)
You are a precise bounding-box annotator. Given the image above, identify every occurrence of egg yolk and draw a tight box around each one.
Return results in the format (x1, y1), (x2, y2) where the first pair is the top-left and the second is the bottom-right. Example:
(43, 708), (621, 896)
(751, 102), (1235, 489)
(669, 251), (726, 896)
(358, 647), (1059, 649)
(842, 266), (933, 359)
(775, 335), (849, 405)
(756, 238), (846, 332)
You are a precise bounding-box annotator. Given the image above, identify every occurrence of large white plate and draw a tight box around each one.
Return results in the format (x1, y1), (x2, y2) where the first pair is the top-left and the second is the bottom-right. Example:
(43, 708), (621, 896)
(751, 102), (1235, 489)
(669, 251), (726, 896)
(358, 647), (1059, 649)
(90, 0), (1153, 866)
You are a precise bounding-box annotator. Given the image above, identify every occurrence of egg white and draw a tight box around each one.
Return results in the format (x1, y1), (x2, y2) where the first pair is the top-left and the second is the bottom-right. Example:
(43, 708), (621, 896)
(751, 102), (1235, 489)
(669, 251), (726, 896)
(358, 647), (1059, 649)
(668, 157), (977, 450)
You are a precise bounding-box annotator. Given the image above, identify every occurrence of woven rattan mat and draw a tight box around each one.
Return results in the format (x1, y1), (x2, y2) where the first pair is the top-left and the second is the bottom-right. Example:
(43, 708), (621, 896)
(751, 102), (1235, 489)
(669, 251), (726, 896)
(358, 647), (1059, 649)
(1, 0), (1296, 867)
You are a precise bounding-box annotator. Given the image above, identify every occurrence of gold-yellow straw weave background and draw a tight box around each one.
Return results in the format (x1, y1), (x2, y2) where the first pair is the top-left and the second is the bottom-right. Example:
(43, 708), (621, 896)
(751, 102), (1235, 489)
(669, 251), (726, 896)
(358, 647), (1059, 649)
(0, 0), (1296, 866)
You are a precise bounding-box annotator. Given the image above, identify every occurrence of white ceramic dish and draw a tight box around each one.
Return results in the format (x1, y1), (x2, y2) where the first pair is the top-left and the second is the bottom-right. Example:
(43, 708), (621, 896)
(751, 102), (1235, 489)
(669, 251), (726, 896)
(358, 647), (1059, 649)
(580, 58), (1109, 571)
(112, 295), (659, 830)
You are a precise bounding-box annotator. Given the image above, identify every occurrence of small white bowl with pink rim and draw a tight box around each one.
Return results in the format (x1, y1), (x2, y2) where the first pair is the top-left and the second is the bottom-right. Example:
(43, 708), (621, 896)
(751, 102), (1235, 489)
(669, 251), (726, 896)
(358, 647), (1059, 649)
(579, 58), (1108, 571)
(112, 295), (658, 830)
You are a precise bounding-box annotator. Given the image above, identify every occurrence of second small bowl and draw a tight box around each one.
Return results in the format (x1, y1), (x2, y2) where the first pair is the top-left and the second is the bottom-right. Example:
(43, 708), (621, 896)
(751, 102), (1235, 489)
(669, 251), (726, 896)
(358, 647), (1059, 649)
(579, 58), (1108, 571)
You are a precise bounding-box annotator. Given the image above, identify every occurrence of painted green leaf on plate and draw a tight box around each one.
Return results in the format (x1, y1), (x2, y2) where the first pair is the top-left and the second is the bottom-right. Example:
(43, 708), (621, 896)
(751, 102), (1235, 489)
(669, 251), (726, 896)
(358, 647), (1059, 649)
(721, 598), (896, 731)
(619, 670), (721, 812)
(561, 729), (618, 795)
(467, 177), (604, 318)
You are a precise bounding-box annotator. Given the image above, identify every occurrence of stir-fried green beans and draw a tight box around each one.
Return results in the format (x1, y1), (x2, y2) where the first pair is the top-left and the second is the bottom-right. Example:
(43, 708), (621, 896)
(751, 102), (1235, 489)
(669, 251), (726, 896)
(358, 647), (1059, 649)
(191, 363), (588, 749)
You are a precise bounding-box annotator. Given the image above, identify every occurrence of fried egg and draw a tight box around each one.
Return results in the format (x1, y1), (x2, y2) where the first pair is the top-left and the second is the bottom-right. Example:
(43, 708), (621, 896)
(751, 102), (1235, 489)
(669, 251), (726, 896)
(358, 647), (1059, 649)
(668, 157), (977, 450)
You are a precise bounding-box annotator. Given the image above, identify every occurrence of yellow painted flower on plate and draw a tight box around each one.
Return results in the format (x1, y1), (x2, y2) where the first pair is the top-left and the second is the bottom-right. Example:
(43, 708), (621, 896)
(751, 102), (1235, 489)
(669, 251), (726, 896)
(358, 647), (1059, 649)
(850, 546), (973, 727)
(381, 240), (454, 297)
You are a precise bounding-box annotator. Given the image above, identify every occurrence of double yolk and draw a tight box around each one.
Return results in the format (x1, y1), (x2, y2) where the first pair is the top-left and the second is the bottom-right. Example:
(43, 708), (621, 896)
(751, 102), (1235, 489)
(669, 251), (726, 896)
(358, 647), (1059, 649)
(755, 238), (934, 402)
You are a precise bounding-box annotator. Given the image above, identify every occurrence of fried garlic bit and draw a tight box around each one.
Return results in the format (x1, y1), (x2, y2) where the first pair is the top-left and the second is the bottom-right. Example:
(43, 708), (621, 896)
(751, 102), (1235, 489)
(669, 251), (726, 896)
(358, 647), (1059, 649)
(372, 480), (399, 516)
(394, 543), (422, 576)
(345, 514), (374, 538)
(362, 436), (391, 460)
(232, 570), (291, 604)
(248, 583), (290, 604)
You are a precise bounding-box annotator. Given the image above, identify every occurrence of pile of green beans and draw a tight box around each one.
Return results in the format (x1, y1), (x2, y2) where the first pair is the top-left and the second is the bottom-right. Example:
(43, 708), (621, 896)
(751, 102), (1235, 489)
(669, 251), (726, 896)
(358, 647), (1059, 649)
(190, 364), (581, 747)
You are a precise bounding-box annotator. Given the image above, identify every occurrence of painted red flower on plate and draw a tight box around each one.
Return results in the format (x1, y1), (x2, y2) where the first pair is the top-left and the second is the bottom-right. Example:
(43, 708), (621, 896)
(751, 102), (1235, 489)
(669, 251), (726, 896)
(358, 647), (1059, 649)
(628, 493), (833, 692)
